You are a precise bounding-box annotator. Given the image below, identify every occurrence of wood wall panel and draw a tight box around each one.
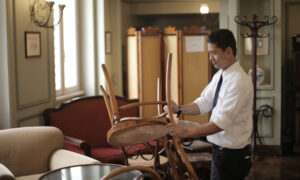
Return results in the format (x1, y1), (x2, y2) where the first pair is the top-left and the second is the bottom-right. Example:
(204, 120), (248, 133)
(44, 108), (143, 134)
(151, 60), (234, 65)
(140, 35), (162, 117)
(164, 35), (179, 105)
(127, 27), (210, 122)
(182, 35), (209, 124)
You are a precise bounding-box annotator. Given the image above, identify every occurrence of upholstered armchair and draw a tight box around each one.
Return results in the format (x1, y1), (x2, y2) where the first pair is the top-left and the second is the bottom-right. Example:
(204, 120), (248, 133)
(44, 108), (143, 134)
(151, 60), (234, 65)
(0, 126), (99, 180)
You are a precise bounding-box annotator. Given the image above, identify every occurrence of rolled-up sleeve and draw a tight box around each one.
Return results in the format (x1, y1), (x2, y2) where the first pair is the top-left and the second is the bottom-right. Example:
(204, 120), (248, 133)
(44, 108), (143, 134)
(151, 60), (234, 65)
(193, 82), (215, 115)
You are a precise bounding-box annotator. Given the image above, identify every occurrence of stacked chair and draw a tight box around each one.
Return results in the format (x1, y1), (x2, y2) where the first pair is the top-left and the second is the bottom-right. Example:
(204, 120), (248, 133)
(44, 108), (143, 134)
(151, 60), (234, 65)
(100, 52), (199, 180)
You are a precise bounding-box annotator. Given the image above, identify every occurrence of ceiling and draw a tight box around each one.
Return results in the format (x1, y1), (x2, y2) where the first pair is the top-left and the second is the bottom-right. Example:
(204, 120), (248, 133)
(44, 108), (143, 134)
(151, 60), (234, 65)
(123, 0), (215, 3)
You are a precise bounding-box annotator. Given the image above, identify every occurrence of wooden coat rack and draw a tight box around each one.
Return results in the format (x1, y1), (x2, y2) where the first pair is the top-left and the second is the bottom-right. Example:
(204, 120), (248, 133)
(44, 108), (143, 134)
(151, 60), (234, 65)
(235, 14), (277, 160)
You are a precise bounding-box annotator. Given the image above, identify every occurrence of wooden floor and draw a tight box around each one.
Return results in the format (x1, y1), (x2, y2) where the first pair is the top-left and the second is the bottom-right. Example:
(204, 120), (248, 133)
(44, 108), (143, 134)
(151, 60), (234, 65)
(246, 155), (300, 180)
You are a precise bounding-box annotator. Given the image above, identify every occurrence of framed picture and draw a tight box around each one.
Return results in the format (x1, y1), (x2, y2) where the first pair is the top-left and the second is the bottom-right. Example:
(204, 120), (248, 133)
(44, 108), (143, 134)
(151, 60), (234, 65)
(25, 31), (41, 58)
(244, 36), (269, 56)
(105, 31), (112, 54)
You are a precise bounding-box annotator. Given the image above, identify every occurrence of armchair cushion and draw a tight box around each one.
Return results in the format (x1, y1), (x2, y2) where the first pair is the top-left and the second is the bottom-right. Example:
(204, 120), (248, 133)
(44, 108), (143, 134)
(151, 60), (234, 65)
(0, 163), (15, 180)
(49, 149), (99, 170)
(16, 174), (43, 180)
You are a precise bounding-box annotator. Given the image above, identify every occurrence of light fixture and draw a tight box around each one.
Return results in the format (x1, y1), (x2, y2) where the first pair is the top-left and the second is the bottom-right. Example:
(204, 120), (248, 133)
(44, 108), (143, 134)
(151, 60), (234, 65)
(200, 4), (209, 14)
(30, 0), (65, 28)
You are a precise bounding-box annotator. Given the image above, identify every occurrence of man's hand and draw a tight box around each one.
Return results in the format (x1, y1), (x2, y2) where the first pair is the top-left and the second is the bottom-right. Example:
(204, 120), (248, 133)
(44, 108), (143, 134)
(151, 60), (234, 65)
(167, 122), (188, 138)
(163, 100), (178, 114)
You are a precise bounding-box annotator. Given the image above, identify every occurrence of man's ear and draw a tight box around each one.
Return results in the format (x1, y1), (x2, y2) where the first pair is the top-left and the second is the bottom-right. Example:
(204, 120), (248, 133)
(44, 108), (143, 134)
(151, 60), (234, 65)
(225, 47), (233, 55)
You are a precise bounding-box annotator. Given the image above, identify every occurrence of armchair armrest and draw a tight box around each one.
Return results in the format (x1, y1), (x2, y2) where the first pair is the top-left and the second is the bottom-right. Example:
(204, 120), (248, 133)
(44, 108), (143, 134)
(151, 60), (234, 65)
(49, 149), (100, 171)
(0, 163), (15, 180)
(64, 135), (91, 156)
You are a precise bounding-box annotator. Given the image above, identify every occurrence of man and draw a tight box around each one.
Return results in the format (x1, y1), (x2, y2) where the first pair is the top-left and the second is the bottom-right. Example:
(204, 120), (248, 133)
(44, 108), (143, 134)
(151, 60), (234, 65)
(166, 29), (253, 180)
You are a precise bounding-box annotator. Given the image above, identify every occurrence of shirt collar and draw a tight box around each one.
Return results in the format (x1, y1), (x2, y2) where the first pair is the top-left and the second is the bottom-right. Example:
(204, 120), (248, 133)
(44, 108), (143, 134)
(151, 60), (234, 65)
(221, 61), (239, 79)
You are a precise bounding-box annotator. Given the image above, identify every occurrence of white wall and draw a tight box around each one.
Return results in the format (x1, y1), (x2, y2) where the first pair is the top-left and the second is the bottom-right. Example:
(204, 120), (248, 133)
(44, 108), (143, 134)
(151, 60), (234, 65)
(0, 0), (11, 129)
(219, 0), (239, 39)
(78, 0), (97, 96)
(104, 0), (123, 96)
(96, 0), (106, 88)
(80, 0), (105, 95)
(1, 0), (56, 128)
(129, 1), (219, 15)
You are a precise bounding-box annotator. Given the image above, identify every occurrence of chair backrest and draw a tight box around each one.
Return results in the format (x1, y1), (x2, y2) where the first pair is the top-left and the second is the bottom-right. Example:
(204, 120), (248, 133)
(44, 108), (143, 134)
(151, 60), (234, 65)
(165, 53), (174, 123)
(44, 96), (138, 148)
(164, 52), (199, 180)
(99, 85), (113, 125)
(100, 65), (167, 169)
(100, 85), (163, 164)
(0, 126), (64, 177)
(101, 65), (121, 122)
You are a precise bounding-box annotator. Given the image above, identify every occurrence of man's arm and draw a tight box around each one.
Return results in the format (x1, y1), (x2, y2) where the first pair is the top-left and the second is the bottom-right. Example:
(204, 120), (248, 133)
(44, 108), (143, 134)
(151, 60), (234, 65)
(163, 100), (200, 115)
(180, 102), (201, 115)
(167, 121), (222, 138)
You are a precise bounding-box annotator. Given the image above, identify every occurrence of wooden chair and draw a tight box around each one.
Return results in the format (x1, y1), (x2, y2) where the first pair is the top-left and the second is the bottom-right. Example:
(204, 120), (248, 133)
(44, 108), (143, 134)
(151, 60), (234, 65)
(100, 65), (168, 172)
(161, 53), (199, 180)
(101, 52), (199, 180)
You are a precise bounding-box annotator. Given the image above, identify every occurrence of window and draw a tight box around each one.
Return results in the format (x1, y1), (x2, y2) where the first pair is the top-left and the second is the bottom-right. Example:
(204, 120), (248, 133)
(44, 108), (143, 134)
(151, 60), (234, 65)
(54, 0), (79, 97)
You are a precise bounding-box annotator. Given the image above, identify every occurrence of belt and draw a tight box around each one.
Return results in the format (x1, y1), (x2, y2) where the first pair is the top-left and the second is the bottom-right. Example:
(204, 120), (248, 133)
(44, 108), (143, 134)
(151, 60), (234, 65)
(213, 144), (250, 152)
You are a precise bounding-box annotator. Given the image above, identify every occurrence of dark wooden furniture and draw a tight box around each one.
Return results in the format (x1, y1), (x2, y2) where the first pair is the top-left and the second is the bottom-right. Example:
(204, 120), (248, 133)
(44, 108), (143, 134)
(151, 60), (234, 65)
(292, 35), (300, 150)
(281, 35), (300, 155)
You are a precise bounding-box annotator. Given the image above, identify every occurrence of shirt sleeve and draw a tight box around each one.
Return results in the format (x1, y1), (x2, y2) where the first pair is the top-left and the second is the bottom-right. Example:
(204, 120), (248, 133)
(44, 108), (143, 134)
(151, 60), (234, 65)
(193, 81), (215, 115)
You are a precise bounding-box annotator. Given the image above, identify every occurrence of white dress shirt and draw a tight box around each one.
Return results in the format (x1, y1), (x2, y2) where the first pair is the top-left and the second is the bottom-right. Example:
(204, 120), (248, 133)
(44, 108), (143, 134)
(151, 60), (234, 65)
(194, 61), (253, 149)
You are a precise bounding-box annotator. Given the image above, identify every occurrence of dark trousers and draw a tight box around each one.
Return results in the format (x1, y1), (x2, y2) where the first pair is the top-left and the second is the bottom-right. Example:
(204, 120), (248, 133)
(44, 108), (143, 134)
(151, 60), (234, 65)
(210, 144), (252, 180)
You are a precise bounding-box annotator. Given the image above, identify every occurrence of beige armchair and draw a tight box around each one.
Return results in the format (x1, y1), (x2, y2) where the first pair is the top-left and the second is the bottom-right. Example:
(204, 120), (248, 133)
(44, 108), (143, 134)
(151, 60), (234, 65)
(0, 126), (99, 180)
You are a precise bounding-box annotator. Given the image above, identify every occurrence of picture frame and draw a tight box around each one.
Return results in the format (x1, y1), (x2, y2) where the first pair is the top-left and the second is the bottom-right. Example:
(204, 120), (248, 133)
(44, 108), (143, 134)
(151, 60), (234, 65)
(105, 31), (112, 54)
(244, 36), (269, 56)
(25, 31), (41, 58)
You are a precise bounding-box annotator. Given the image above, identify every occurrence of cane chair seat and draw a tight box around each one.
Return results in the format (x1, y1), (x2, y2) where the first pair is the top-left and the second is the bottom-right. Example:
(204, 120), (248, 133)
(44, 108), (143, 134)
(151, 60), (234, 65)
(107, 119), (168, 147)
(107, 121), (168, 146)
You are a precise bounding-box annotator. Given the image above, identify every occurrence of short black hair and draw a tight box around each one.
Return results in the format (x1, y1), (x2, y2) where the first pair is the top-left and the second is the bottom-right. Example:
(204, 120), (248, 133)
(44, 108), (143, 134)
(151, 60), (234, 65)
(207, 29), (237, 57)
